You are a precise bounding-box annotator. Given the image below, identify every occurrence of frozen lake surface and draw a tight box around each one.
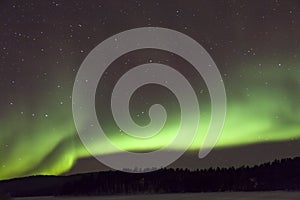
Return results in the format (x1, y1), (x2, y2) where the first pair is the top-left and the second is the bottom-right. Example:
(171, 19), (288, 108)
(17, 192), (300, 200)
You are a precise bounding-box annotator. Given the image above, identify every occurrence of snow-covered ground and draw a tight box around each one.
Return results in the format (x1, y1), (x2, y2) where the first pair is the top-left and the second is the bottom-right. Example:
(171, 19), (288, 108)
(17, 192), (300, 200)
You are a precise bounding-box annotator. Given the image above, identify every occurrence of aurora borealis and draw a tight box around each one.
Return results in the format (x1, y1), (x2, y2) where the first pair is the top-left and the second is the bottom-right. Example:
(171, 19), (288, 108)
(1, 0), (300, 180)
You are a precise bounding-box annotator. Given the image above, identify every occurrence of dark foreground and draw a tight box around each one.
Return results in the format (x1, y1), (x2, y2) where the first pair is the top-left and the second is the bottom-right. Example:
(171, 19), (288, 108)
(17, 192), (300, 200)
(1, 157), (299, 198)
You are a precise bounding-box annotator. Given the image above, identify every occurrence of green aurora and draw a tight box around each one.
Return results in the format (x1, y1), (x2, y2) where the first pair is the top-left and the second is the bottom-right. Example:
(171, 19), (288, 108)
(1, 60), (299, 180)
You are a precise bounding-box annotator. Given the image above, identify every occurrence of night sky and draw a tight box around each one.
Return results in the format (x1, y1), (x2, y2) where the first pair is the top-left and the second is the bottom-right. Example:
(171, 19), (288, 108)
(1, 0), (300, 180)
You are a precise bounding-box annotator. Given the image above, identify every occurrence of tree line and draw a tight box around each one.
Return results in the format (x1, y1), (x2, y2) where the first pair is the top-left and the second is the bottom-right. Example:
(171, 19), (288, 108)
(1, 157), (299, 197)
(59, 157), (300, 195)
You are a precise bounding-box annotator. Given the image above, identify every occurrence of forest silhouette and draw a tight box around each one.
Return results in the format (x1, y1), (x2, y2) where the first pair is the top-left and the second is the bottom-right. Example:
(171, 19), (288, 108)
(0, 157), (299, 197)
